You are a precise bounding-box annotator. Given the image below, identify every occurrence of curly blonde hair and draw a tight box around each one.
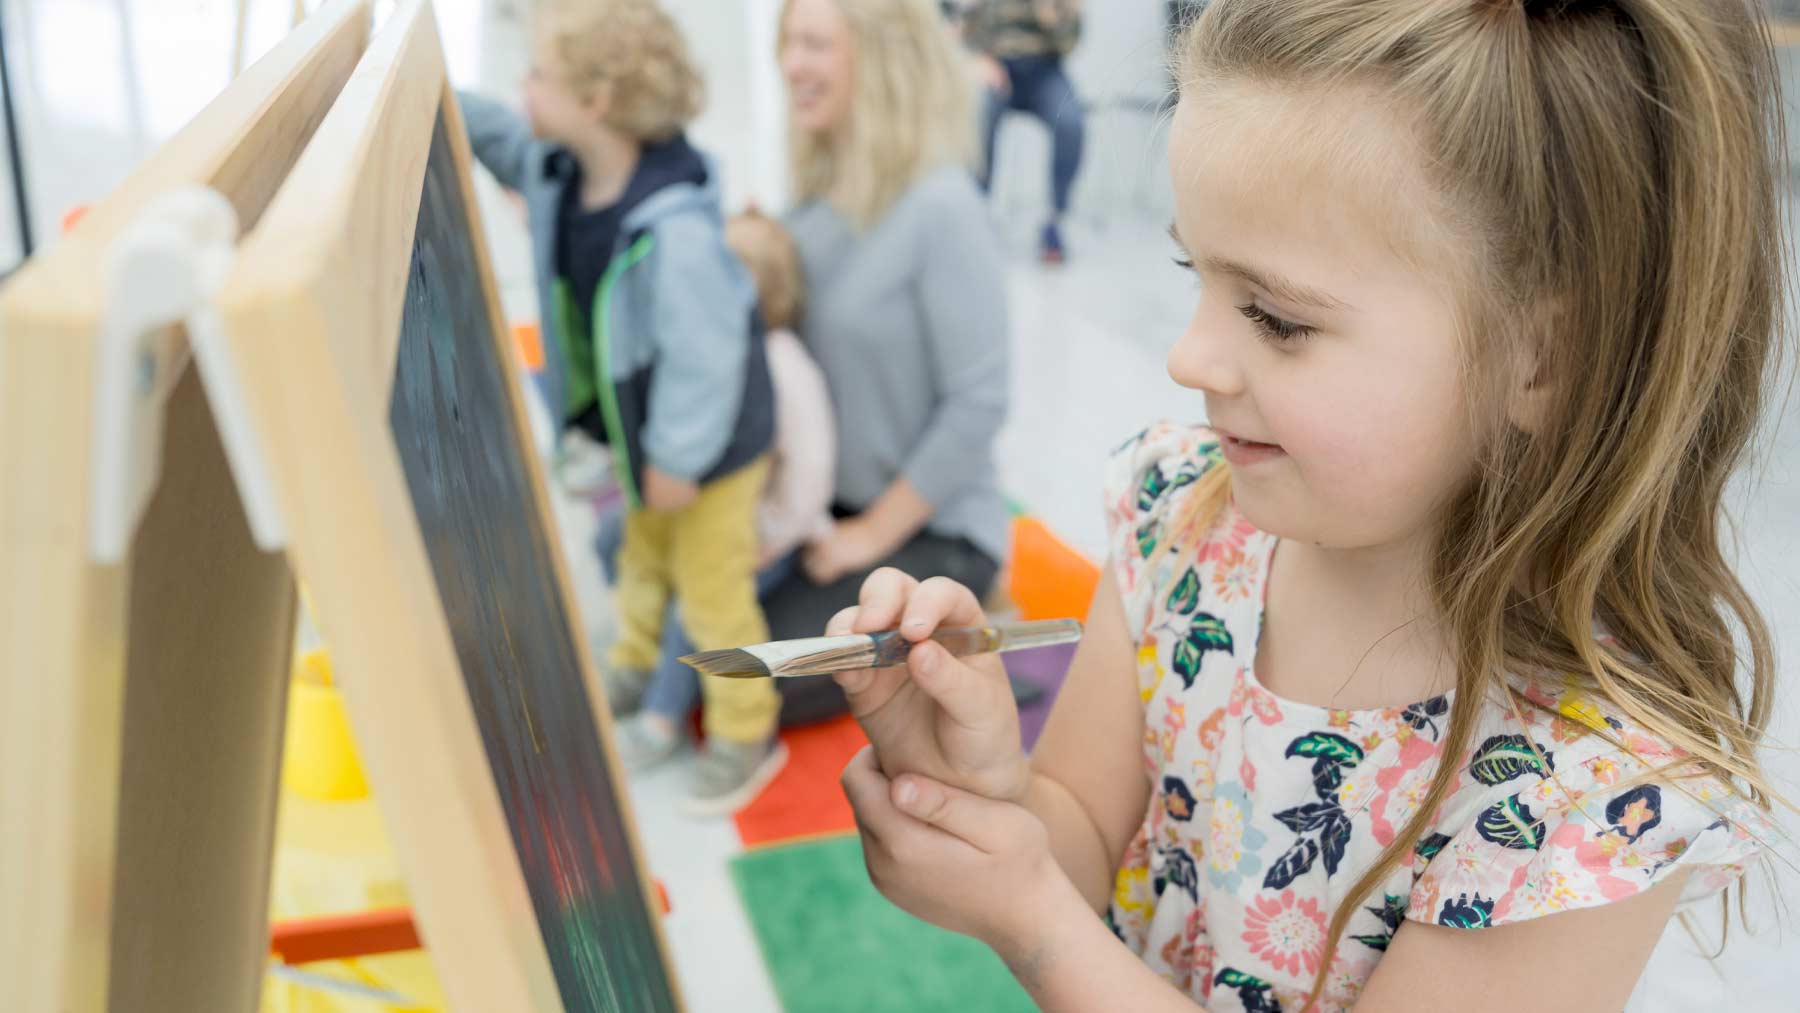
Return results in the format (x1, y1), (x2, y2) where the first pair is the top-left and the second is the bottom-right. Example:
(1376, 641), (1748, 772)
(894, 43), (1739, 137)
(539, 0), (704, 143)
(726, 210), (806, 332)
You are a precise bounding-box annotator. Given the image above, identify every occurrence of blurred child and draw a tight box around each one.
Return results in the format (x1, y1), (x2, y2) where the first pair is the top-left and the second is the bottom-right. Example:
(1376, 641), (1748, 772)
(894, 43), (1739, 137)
(459, 0), (783, 814)
(610, 209), (837, 770)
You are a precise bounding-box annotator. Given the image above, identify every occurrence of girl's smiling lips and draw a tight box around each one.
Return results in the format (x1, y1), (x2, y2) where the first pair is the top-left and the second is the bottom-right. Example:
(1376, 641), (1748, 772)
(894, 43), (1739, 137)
(1215, 427), (1286, 467)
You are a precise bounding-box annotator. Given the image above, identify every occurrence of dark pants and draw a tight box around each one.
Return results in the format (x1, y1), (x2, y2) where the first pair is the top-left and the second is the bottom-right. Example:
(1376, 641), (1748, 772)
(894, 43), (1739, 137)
(759, 527), (1001, 727)
(979, 55), (1086, 216)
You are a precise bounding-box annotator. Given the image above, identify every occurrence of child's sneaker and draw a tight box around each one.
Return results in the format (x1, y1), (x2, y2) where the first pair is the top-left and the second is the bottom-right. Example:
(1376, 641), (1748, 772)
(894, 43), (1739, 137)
(613, 713), (684, 770)
(1040, 221), (1066, 265)
(554, 429), (610, 494)
(682, 737), (789, 817)
(604, 666), (652, 717)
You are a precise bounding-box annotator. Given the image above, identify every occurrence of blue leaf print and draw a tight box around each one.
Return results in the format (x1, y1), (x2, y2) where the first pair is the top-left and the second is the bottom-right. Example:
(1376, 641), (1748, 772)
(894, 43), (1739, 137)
(1285, 732), (1365, 766)
(1112, 427), (1150, 456)
(1136, 465), (1171, 513)
(1605, 785), (1663, 843)
(1352, 894), (1409, 952)
(1309, 757), (1348, 797)
(1162, 776), (1198, 822)
(1136, 458), (1204, 513)
(1401, 695), (1449, 740)
(1467, 734), (1555, 786)
(1166, 567), (1202, 614)
(1438, 892), (1496, 929)
(1154, 845), (1200, 902)
(1475, 794), (1545, 850)
(1214, 969), (1282, 1013)
(1273, 801), (1338, 834)
(1261, 837), (1320, 890)
(1320, 812), (1353, 876)
(1136, 519), (1159, 559)
(1170, 614), (1233, 688)
(1414, 832), (1452, 862)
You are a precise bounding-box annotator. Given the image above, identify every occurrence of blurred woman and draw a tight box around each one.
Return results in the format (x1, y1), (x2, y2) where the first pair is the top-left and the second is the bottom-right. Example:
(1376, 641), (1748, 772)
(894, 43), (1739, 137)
(768, 0), (1011, 724)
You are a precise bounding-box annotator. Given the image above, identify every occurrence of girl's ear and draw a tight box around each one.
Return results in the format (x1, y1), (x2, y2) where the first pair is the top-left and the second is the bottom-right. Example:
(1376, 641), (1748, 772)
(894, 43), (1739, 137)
(1506, 300), (1560, 434)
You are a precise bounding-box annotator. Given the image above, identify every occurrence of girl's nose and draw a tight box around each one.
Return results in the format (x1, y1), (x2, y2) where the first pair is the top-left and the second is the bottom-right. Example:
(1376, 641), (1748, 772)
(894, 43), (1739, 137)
(1166, 308), (1246, 398)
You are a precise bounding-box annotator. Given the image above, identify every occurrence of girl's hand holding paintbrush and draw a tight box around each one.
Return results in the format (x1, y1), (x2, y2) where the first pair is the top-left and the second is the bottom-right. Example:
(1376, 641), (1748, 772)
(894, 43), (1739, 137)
(822, 569), (1037, 801)
(719, 567), (1036, 801)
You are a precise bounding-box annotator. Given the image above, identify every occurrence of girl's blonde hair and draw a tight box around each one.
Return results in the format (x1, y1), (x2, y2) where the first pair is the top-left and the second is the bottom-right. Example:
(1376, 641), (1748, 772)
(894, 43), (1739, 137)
(781, 0), (977, 228)
(1171, 0), (1789, 1003)
(540, 0), (704, 143)
(727, 210), (807, 331)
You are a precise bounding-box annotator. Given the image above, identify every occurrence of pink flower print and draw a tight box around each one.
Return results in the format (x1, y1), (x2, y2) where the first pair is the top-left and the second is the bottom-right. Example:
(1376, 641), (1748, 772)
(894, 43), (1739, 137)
(1158, 906), (1213, 995)
(1210, 544), (1258, 603)
(1409, 833), (1490, 921)
(1250, 683), (1284, 726)
(1239, 749), (1259, 792)
(1328, 709), (1353, 730)
(1366, 733), (1441, 846)
(1228, 669), (1250, 718)
(1162, 700), (1188, 764)
(1240, 891), (1328, 978)
(1587, 756), (1621, 787)
(1612, 793), (1659, 840)
(1520, 681), (1560, 712)
(1549, 714), (1592, 745)
(1197, 707), (1227, 753)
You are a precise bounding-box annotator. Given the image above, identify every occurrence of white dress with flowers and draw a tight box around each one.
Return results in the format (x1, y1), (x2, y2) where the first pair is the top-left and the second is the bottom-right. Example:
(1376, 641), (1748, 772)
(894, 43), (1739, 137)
(1102, 423), (1771, 1012)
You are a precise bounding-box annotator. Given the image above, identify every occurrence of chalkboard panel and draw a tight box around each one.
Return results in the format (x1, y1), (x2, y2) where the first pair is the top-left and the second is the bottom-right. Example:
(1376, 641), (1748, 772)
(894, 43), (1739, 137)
(388, 109), (674, 1013)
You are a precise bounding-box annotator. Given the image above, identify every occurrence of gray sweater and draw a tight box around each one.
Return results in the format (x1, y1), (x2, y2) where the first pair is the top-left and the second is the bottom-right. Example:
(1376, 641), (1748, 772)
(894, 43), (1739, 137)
(785, 167), (1011, 564)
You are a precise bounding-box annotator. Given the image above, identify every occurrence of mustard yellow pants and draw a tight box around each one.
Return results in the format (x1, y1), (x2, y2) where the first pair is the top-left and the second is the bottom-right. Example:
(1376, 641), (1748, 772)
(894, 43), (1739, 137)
(607, 458), (778, 744)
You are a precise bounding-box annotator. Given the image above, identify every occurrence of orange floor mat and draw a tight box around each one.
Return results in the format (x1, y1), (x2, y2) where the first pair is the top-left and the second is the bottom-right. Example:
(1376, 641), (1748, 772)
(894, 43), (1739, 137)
(734, 715), (869, 847)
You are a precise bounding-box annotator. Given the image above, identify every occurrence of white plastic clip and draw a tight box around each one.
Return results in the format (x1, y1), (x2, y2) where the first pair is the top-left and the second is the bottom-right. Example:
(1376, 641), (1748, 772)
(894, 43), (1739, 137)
(89, 186), (285, 563)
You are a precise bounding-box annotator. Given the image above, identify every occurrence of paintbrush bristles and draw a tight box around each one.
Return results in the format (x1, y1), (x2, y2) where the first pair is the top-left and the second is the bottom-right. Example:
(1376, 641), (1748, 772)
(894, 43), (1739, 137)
(680, 648), (772, 679)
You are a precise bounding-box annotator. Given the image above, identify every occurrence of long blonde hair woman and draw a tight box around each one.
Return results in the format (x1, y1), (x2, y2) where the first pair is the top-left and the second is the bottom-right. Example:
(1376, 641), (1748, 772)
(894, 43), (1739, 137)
(783, 0), (976, 228)
(762, 0), (1010, 726)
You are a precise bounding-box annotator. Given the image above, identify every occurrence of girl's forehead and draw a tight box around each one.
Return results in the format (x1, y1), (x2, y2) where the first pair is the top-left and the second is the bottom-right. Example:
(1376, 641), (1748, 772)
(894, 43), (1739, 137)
(1169, 81), (1467, 284)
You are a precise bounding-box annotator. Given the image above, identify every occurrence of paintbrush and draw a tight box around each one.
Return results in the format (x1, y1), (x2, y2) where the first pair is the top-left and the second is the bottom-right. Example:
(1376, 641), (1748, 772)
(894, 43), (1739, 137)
(680, 618), (1083, 679)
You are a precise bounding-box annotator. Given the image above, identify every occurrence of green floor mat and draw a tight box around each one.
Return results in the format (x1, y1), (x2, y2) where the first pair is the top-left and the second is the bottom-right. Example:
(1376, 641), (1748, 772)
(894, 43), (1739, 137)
(729, 834), (1037, 1013)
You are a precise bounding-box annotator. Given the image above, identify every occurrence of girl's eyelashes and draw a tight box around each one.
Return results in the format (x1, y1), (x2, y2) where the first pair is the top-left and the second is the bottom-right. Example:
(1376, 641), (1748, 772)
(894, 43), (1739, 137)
(1237, 302), (1315, 344)
(1169, 252), (1316, 343)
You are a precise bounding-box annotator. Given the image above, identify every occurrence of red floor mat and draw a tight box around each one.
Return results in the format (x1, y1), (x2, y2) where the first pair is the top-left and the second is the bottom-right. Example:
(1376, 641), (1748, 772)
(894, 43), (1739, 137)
(734, 716), (869, 847)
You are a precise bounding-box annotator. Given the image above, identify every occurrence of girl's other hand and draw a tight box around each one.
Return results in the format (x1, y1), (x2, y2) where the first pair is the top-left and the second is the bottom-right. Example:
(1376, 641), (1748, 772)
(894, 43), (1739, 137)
(841, 746), (1066, 954)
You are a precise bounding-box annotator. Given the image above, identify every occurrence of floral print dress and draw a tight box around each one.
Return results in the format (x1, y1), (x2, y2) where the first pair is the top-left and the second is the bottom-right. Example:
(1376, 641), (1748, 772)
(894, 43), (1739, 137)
(1103, 423), (1772, 1012)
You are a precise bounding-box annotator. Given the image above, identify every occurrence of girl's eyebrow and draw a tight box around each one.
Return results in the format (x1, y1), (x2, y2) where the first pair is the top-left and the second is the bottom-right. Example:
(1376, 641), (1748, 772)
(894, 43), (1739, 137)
(1168, 223), (1351, 312)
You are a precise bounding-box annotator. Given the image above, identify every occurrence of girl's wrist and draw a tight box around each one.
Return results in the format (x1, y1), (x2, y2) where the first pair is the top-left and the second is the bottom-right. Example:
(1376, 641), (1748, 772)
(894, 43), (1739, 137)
(984, 856), (1086, 988)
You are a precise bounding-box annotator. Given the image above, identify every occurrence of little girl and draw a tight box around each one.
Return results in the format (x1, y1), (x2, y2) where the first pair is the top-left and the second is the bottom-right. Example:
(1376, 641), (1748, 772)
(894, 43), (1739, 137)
(829, 1), (1789, 1009)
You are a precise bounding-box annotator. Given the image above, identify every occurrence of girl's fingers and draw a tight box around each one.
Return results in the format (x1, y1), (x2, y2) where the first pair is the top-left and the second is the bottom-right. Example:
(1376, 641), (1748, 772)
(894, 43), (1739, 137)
(853, 568), (921, 634)
(905, 640), (1014, 731)
(898, 577), (988, 641)
(824, 606), (861, 637)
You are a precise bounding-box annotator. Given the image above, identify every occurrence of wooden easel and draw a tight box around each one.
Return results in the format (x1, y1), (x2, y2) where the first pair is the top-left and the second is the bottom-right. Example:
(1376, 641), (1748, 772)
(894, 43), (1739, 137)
(0, 4), (370, 1011)
(216, 0), (679, 1008)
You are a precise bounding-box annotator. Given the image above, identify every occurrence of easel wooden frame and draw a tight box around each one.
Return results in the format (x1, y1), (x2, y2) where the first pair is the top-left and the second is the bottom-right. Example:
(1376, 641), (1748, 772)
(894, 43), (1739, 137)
(0, 3), (369, 1011)
(216, 0), (679, 1008)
